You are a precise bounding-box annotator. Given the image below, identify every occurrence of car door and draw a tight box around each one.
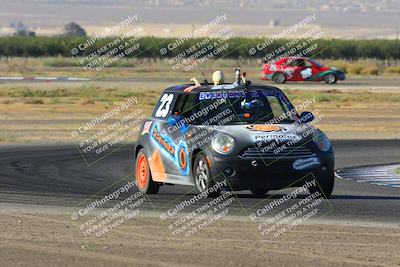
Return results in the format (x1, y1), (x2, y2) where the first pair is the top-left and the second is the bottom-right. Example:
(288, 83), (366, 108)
(167, 93), (196, 178)
(149, 92), (192, 184)
(292, 59), (308, 81)
(284, 59), (301, 81)
(146, 91), (178, 182)
(301, 59), (318, 80)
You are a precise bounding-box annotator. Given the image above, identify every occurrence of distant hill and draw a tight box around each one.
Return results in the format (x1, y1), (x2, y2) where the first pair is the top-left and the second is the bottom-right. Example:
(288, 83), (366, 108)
(0, 0), (399, 39)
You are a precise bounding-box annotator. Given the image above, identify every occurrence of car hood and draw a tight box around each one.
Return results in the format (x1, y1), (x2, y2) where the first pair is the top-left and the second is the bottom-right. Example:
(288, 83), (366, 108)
(330, 67), (345, 73)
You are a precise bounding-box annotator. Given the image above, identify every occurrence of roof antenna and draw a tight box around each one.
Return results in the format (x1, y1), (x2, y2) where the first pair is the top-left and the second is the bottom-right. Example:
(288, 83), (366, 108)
(233, 67), (241, 86)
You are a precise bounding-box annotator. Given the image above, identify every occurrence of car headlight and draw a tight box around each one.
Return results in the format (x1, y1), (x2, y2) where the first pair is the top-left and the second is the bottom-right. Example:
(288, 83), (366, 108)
(313, 130), (331, 152)
(212, 133), (235, 154)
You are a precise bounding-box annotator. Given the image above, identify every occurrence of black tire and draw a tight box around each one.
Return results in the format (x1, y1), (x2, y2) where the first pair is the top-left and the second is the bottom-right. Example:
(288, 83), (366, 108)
(250, 187), (269, 197)
(323, 73), (337, 84)
(135, 149), (160, 194)
(273, 72), (286, 84)
(309, 173), (334, 199)
(193, 153), (220, 197)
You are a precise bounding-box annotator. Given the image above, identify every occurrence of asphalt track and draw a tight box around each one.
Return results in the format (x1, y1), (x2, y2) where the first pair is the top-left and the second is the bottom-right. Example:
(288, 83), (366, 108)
(0, 140), (399, 223)
(1, 76), (400, 91)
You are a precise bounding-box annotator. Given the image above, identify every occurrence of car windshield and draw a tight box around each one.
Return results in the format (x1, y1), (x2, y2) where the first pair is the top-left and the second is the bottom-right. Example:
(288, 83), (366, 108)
(183, 89), (297, 125)
(308, 59), (322, 67)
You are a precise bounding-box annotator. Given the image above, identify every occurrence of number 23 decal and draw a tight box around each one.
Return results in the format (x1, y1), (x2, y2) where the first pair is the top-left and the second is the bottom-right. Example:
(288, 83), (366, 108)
(155, 93), (174, 117)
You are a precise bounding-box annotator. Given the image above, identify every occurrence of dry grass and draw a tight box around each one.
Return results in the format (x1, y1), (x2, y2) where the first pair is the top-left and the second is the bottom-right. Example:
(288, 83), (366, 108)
(0, 81), (399, 144)
(22, 98), (45, 104)
(80, 98), (95, 105)
(0, 58), (399, 144)
(1, 57), (399, 79)
(321, 59), (398, 75)
(384, 66), (400, 74)
(0, 57), (256, 79)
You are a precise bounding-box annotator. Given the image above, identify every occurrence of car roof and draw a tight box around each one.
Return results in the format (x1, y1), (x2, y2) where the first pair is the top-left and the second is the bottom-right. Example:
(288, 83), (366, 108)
(163, 83), (284, 94)
(274, 57), (310, 63)
(287, 57), (309, 60)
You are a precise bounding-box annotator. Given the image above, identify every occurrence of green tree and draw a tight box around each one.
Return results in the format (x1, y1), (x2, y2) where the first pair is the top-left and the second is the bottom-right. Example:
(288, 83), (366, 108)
(63, 22), (86, 37)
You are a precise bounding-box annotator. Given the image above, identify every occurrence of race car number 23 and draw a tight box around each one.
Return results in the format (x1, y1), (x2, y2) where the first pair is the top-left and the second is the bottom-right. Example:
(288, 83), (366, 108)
(155, 93), (174, 117)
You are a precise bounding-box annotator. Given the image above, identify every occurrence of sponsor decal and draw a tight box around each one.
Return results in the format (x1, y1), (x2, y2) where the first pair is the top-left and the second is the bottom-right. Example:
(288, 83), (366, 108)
(198, 90), (284, 101)
(176, 143), (189, 175)
(141, 121), (153, 135)
(254, 134), (301, 142)
(210, 84), (236, 90)
(247, 124), (282, 132)
(200, 90), (243, 100)
(151, 124), (189, 175)
(152, 126), (175, 156)
(293, 157), (320, 171)
(178, 147), (187, 169)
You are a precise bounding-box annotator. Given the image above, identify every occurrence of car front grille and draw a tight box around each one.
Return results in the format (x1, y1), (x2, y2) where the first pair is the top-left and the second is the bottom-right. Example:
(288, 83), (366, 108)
(239, 144), (315, 159)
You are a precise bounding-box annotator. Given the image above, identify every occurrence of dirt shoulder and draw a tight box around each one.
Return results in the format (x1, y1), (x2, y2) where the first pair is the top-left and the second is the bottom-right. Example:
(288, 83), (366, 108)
(1, 209), (399, 267)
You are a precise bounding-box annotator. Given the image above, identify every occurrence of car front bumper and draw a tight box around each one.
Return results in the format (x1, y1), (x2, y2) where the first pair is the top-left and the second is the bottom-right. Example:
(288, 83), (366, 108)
(336, 72), (346, 80)
(208, 153), (334, 190)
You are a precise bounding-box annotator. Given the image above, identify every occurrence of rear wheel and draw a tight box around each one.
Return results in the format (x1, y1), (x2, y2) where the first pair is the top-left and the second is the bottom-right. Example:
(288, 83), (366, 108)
(323, 73), (337, 84)
(273, 72), (286, 83)
(135, 149), (160, 194)
(250, 187), (269, 197)
(193, 154), (220, 197)
(309, 172), (334, 199)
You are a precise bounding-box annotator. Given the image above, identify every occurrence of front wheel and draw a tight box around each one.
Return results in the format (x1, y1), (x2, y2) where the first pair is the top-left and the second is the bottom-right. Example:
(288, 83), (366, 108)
(193, 154), (220, 197)
(135, 149), (160, 194)
(323, 73), (337, 84)
(309, 173), (334, 199)
(273, 72), (286, 83)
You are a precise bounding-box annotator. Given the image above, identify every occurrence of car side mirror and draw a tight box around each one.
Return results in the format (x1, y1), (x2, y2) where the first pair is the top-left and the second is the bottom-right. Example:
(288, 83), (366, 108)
(300, 111), (314, 123)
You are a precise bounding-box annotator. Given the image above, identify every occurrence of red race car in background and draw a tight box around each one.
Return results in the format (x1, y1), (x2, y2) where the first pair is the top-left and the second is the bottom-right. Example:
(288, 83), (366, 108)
(261, 57), (345, 84)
